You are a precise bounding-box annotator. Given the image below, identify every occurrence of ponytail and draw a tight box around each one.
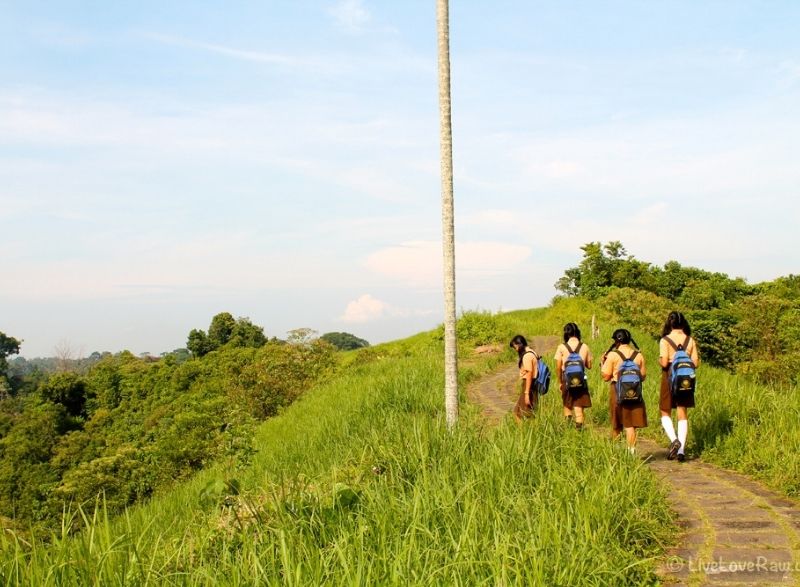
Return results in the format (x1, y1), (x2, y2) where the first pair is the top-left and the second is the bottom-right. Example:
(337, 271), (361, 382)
(606, 328), (638, 354)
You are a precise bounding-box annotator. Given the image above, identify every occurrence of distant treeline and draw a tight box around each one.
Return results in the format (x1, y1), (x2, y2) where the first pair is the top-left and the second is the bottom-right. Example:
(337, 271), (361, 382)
(0, 315), (367, 534)
(556, 241), (800, 384)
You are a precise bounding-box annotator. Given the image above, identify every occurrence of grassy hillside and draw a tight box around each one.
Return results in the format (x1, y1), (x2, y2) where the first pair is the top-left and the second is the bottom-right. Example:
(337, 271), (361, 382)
(0, 303), (675, 586)
(497, 299), (800, 497)
(3, 296), (795, 585)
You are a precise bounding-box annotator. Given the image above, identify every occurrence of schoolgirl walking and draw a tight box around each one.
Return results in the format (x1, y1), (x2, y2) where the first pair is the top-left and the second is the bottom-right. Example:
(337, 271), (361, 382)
(509, 335), (539, 422)
(601, 329), (648, 454)
(554, 322), (593, 430)
(659, 311), (700, 462)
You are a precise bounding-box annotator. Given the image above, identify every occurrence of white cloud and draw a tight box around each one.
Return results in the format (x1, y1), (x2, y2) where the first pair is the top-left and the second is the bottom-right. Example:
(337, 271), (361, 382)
(329, 0), (370, 32)
(340, 294), (391, 323)
(339, 294), (431, 323)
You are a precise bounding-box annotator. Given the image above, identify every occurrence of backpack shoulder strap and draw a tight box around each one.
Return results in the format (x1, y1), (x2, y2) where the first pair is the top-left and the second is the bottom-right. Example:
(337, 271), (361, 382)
(574, 341), (583, 354)
(524, 349), (539, 360)
(663, 336), (678, 351)
(564, 342), (574, 353)
(683, 335), (691, 352)
(613, 349), (626, 361)
(630, 350), (640, 361)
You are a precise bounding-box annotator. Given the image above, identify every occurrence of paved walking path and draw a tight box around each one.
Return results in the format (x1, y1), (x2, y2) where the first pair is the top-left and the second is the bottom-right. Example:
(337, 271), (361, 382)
(466, 358), (800, 586)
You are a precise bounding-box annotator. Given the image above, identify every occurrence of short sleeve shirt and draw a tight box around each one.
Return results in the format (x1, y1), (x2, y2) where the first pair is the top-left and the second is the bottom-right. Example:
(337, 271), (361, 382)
(602, 344), (646, 382)
(659, 330), (700, 366)
(554, 338), (593, 373)
(520, 347), (538, 380)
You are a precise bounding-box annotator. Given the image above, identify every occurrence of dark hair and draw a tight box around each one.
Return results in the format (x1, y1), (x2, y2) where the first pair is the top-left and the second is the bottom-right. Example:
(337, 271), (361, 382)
(662, 311), (691, 337)
(605, 328), (640, 355)
(563, 322), (582, 343)
(509, 334), (528, 349)
(509, 334), (529, 367)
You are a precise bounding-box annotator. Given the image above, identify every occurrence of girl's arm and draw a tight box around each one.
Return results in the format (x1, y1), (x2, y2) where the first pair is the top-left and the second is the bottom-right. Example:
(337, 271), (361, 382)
(600, 354), (613, 381)
(658, 338), (669, 369)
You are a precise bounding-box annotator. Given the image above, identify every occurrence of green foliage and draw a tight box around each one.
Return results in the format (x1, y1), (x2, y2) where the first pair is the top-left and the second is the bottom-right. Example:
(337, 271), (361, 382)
(686, 309), (738, 368)
(320, 331), (370, 351)
(757, 274), (800, 301)
(0, 328), (335, 533)
(0, 323), (673, 585)
(0, 332), (21, 394)
(188, 313), (268, 357)
(187, 328), (213, 357)
(38, 372), (90, 418)
(601, 288), (674, 339)
(208, 312), (237, 348)
(556, 241), (753, 307)
(561, 241), (798, 384)
(435, 310), (504, 346)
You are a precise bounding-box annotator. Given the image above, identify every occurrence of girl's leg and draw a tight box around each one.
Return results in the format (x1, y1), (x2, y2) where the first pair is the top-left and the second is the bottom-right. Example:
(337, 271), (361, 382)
(574, 406), (584, 428)
(625, 427), (637, 454)
(676, 406), (689, 455)
(661, 409), (677, 442)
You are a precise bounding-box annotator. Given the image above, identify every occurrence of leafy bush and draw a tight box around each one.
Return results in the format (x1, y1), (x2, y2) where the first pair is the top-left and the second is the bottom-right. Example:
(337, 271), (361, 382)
(435, 310), (504, 346)
(601, 288), (674, 339)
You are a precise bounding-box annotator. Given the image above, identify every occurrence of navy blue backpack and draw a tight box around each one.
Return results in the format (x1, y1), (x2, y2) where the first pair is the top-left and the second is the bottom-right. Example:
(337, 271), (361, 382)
(615, 350), (643, 404)
(664, 336), (697, 396)
(525, 350), (551, 396)
(563, 342), (587, 392)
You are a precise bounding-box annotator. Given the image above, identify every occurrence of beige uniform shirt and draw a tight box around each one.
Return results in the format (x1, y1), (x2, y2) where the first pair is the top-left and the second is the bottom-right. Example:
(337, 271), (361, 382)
(659, 330), (700, 368)
(554, 337), (593, 375)
(602, 344), (647, 382)
(520, 347), (539, 382)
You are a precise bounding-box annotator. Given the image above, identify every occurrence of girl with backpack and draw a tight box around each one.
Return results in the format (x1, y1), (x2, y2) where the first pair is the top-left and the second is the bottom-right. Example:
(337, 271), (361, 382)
(554, 322), (593, 430)
(509, 335), (539, 422)
(659, 311), (700, 462)
(601, 329), (647, 454)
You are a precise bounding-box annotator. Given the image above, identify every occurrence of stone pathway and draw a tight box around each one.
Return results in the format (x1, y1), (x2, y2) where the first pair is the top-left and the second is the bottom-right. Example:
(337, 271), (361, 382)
(466, 362), (800, 586)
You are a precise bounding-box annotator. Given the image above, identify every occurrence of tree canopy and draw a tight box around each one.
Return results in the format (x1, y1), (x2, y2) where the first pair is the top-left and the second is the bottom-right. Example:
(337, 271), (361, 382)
(320, 332), (370, 351)
(187, 313), (268, 357)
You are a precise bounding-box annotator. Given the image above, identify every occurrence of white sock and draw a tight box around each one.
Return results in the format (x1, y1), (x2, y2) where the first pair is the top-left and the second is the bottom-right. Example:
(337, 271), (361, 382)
(677, 419), (688, 454)
(628, 446), (636, 455)
(661, 416), (677, 443)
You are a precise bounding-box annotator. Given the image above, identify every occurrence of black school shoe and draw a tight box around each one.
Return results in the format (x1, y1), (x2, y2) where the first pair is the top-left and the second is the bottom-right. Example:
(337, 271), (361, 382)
(667, 439), (681, 460)
(677, 453), (686, 463)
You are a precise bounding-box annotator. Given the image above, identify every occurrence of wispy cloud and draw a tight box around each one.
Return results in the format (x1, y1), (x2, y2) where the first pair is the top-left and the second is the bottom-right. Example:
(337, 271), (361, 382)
(328, 0), (371, 33)
(143, 32), (334, 71)
(339, 294), (432, 323)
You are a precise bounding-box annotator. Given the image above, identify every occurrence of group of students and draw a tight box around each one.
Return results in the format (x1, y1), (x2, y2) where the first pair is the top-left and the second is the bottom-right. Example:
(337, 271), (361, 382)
(509, 311), (700, 459)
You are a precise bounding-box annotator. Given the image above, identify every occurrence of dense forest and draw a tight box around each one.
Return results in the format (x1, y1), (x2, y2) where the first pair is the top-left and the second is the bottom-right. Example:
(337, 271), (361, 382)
(0, 315), (367, 533)
(0, 241), (796, 536)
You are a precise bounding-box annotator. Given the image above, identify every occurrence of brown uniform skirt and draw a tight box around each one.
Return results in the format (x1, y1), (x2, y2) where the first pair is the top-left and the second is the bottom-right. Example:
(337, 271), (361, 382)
(659, 370), (696, 411)
(561, 380), (592, 409)
(514, 382), (538, 419)
(609, 382), (647, 432)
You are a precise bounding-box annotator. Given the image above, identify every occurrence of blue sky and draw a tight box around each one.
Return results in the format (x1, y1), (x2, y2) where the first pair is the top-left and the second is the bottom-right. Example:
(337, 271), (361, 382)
(2, 1), (799, 357)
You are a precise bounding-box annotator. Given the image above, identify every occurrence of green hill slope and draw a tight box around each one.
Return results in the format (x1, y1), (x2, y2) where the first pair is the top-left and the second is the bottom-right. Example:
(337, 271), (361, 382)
(3, 297), (796, 585)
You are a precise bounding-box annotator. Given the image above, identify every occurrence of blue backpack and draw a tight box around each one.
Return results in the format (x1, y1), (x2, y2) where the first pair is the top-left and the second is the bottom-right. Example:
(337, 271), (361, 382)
(563, 342), (587, 392)
(664, 336), (696, 396)
(615, 350), (643, 404)
(525, 350), (551, 396)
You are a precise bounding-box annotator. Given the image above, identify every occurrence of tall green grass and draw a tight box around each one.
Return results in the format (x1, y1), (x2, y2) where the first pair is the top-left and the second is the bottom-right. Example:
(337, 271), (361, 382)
(501, 298), (800, 498)
(0, 324), (673, 586)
